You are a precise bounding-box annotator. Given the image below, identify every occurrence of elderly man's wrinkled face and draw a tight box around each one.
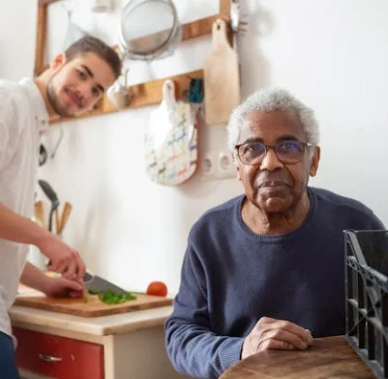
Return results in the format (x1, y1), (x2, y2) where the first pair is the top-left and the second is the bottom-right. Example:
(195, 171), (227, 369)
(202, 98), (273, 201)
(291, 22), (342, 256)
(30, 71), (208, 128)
(235, 110), (320, 214)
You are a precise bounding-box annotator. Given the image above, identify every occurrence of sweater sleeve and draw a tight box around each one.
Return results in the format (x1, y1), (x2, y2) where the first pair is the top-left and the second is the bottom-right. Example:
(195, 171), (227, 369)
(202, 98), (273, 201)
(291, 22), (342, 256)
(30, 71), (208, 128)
(165, 240), (244, 379)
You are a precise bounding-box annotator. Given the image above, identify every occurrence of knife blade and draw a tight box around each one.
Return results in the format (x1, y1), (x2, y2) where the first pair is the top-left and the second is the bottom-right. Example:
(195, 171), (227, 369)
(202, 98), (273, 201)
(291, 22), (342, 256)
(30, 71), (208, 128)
(83, 271), (128, 294)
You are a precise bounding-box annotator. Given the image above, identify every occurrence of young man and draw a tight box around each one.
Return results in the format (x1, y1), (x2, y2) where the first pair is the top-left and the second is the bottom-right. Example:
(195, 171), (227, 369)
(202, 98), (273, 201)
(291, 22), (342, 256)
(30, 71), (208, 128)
(165, 89), (385, 379)
(0, 36), (121, 378)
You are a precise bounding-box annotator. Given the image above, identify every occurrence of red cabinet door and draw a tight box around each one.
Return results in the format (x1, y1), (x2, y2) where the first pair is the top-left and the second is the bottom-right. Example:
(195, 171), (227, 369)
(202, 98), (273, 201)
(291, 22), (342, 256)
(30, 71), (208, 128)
(14, 327), (104, 379)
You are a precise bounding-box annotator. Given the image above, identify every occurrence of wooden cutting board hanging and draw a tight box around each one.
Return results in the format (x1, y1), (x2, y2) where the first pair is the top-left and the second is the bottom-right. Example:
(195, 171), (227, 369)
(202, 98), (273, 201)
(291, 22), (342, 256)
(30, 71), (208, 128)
(204, 19), (240, 126)
(144, 80), (198, 186)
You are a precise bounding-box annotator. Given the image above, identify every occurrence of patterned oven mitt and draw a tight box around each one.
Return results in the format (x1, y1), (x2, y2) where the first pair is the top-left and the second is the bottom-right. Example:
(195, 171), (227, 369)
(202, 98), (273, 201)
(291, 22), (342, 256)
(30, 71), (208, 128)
(144, 79), (198, 185)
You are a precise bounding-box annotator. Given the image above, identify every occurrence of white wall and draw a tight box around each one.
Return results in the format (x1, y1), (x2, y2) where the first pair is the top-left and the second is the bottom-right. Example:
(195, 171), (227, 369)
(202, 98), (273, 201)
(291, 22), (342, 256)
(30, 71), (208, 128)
(0, 0), (37, 79)
(1, 0), (388, 295)
(241, 0), (388, 220)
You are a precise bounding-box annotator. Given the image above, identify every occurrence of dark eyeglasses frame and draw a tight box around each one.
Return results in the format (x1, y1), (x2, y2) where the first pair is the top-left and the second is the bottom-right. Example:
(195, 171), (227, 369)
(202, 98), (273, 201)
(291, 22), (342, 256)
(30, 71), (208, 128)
(234, 141), (314, 166)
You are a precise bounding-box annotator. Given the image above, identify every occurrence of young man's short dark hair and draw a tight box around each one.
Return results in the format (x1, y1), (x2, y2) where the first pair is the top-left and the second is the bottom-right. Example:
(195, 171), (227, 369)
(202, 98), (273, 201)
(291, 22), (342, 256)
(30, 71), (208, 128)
(65, 36), (122, 79)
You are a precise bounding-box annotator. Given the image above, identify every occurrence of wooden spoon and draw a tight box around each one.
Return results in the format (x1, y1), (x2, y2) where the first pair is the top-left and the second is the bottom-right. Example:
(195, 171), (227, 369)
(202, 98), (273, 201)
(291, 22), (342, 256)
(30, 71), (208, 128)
(58, 202), (72, 235)
(34, 201), (46, 229)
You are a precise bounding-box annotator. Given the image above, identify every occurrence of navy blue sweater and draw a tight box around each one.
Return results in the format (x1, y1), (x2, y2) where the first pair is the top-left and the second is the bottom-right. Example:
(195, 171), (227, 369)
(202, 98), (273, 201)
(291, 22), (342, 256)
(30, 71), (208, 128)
(165, 187), (385, 379)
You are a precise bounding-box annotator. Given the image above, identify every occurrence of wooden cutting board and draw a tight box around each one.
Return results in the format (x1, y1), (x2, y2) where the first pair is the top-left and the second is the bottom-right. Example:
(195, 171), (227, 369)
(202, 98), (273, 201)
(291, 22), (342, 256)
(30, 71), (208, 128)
(204, 18), (240, 126)
(14, 293), (173, 318)
(144, 79), (198, 186)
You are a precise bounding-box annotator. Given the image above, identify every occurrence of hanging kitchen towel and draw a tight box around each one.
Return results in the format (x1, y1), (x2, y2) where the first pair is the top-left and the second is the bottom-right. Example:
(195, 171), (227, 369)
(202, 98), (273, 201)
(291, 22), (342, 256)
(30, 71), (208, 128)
(144, 80), (198, 186)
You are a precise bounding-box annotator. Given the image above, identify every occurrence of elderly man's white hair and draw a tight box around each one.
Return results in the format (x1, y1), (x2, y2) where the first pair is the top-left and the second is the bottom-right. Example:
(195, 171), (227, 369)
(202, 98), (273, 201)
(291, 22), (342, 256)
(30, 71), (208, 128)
(227, 88), (320, 153)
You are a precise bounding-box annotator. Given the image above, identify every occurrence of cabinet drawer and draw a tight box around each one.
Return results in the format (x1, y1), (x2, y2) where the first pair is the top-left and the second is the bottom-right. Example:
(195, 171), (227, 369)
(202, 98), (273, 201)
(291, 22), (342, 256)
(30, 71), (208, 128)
(14, 327), (104, 379)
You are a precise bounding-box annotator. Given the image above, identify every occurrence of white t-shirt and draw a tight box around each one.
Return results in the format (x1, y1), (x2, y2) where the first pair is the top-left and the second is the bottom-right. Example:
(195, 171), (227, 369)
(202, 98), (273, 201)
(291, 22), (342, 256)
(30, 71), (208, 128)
(0, 78), (48, 338)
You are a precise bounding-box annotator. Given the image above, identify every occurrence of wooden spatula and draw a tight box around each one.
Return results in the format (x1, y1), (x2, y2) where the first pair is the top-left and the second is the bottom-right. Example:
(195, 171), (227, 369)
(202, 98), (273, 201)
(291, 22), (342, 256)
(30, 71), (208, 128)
(58, 202), (72, 235)
(34, 201), (46, 229)
(204, 19), (241, 126)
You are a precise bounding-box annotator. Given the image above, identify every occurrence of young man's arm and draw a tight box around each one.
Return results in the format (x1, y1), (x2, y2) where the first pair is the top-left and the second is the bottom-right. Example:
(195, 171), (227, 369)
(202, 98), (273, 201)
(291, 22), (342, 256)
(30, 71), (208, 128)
(0, 201), (86, 281)
(20, 262), (84, 298)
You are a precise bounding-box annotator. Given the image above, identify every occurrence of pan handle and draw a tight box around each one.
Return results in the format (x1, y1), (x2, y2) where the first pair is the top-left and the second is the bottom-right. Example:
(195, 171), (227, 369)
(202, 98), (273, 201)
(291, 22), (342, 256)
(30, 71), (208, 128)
(48, 207), (55, 233)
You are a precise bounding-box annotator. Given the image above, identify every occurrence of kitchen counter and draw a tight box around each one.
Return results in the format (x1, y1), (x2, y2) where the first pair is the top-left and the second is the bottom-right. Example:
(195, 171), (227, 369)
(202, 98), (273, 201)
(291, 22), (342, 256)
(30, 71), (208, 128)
(10, 304), (173, 336)
(9, 303), (185, 379)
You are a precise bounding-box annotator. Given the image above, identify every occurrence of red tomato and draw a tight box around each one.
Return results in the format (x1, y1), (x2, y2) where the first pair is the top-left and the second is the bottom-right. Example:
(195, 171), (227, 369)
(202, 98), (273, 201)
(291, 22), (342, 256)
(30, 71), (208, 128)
(146, 281), (168, 297)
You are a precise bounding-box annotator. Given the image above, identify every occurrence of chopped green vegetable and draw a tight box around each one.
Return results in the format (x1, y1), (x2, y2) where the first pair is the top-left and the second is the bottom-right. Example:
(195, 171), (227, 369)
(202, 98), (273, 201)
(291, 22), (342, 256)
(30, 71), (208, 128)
(88, 289), (136, 305)
(83, 295), (89, 303)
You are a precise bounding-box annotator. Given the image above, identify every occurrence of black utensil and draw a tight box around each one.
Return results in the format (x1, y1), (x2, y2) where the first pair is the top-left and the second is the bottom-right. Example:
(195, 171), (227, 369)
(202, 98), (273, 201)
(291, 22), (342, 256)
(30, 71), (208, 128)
(39, 144), (48, 166)
(38, 180), (59, 232)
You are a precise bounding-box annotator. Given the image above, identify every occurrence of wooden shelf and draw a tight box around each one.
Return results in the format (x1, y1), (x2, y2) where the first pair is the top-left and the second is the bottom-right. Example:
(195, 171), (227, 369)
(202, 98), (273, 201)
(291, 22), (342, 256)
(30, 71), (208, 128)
(35, 0), (231, 76)
(51, 69), (204, 124)
(35, 0), (231, 123)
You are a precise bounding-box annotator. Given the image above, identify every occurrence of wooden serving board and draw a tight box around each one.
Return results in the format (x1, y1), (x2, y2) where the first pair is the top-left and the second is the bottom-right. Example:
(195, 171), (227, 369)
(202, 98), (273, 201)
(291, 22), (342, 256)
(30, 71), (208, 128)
(14, 293), (173, 318)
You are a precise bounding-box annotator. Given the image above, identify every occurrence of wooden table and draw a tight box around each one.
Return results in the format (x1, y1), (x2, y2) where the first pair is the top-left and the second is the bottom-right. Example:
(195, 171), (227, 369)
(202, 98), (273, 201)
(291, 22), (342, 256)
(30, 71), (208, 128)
(220, 336), (375, 379)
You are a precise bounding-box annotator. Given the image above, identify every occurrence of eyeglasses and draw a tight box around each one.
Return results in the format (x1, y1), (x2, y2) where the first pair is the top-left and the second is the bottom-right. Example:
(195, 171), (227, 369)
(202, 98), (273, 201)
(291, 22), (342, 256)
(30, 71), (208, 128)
(235, 141), (313, 165)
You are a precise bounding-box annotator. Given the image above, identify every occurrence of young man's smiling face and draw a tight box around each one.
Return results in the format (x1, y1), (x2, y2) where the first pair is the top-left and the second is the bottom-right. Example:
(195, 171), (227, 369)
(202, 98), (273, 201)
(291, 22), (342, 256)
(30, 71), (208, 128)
(46, 52), (116, 117)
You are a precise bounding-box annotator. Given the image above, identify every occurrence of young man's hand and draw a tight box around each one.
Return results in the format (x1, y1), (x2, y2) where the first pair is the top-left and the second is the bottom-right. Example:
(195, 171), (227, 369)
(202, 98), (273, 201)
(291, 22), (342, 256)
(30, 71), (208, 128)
(42, 276), (85, 298)
(36, 233), (86, 281)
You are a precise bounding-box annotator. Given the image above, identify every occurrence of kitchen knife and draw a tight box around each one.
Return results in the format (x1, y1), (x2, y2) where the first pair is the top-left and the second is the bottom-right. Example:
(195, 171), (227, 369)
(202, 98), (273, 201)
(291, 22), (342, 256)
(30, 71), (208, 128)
(83, 271), (128, 294)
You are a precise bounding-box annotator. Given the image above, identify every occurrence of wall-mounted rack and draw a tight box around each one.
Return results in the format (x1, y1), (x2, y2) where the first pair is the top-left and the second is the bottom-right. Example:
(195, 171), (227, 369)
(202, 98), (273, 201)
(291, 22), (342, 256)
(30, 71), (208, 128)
(35, 0), (232, 123)
(50, 69), (203, 124)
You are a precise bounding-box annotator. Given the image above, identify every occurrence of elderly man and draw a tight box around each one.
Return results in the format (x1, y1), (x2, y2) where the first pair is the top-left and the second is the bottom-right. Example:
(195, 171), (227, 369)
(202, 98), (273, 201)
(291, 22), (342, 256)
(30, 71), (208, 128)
(165, 89), (385, 379)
